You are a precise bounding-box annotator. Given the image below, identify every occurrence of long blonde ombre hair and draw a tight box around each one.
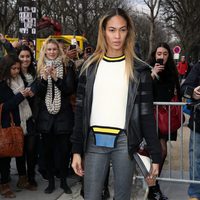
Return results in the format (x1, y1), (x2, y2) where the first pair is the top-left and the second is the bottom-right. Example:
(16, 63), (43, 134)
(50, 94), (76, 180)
(37, 38), (65, 76)
(81, 8), (138, 80)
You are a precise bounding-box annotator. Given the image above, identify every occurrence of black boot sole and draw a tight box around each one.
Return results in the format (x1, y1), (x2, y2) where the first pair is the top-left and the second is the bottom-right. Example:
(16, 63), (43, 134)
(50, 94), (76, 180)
(60, 185), (72, 194)
(44, 186), (55, 194)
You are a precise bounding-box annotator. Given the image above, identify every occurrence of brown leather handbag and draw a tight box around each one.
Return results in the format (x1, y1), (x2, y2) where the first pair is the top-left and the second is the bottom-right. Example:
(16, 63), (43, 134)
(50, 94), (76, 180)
(0, 104), (24, 157)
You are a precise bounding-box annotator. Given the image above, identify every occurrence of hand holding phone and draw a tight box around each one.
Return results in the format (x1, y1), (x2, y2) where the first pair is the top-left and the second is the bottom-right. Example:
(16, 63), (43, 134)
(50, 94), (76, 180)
(184, 86), (194, 98)
(154, 58), (164, 74)
(0, 33), (5, 42)
(69, 44), (76, 50)
(86, 47), (92, 54)
(0, 33), (3, 38)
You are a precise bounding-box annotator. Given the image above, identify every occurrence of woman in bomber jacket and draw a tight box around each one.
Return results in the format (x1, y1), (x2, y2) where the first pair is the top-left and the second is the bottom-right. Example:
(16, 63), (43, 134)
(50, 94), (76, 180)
(71, 8), (161, 200)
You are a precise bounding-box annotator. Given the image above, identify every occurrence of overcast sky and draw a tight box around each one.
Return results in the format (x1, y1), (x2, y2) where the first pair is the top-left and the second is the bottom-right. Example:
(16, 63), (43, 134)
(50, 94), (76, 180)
(133, 0), (149, 13)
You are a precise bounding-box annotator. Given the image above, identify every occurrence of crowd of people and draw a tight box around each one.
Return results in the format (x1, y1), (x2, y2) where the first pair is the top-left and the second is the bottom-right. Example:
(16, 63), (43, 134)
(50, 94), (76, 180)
(0, 32), (91, 198)
(0, 7), (200, 200)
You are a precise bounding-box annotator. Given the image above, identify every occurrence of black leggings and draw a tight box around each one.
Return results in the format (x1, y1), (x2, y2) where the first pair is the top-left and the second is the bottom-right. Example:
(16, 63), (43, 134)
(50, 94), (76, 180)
(0, 157), (11, 184)
(41, 133), (71, 179)
(15, 135), (38, 179)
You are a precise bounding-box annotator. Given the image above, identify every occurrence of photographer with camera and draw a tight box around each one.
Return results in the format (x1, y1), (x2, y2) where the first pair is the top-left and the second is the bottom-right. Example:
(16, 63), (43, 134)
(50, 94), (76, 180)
(181, 61), (200, 200)
(148, 42), (181, 200)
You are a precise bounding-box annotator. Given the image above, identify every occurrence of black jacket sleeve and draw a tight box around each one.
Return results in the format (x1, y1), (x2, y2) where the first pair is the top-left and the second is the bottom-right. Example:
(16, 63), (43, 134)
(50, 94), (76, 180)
(140, 70), (162, 164)
(181, 62), (200, 98)
(70, 72), (86, 154)
(1, 40), (17, 56)
(53, 66), (76, 96)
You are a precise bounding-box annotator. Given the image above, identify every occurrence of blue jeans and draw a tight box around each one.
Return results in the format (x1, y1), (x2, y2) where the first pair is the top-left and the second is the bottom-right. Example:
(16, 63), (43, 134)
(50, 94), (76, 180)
(188, 130), (200, 198)
(84, 131), (135, 200)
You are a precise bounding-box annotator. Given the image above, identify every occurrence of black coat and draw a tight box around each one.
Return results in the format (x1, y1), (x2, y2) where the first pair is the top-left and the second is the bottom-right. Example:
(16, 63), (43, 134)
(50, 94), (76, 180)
(0, 81), (24, 128)
(181, 62), (200, 133)
(36, 66), (76, 135)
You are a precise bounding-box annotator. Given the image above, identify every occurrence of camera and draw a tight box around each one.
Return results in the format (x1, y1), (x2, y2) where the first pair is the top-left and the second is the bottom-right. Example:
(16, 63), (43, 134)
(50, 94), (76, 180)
(156, 58), (164, 65)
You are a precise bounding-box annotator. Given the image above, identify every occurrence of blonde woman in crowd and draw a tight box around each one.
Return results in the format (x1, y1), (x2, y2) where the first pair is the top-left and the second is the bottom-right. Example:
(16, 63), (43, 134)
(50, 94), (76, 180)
(36, 38), (75, 194)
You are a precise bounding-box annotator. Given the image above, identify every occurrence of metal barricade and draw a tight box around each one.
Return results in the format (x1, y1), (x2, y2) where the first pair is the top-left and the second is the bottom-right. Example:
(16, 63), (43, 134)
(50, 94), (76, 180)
(136, 100), (200, 185)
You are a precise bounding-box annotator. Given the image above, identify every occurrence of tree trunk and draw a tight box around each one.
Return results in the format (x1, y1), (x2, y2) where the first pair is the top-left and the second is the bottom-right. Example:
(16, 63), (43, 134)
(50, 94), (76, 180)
(148, 20), (155, 59)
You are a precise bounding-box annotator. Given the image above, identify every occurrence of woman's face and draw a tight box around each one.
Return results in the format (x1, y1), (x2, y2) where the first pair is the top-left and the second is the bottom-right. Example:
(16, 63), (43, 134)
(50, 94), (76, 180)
(104, 15), (128, 57)
(18, 50), (31, 71)
(45, 42), (59, 60)
(155, 47), (169, 65)
(10, 62), (21, 78)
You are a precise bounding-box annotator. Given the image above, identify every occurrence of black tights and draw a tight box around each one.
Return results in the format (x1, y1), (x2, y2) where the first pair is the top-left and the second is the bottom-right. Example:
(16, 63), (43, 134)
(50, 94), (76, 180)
(41, 134), (71, 179)
(15, 135), (38, 180)
(159, 138), (167, 176)
(0, 157), (11, 184)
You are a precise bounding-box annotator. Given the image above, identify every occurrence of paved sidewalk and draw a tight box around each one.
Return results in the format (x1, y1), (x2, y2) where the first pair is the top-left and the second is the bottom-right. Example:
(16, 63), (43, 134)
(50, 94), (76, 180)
(9, 158), (81, 200)
(8, 158), (189, 200)
(7, 123), (190, 200)
(57, 169), (189, 200)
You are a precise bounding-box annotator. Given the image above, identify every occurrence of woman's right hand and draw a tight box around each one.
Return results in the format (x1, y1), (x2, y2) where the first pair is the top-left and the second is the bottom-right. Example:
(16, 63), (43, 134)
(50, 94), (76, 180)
(71, 153), (84, 177)
(40, 67), (49, 80)
(20, 88), (30, 97)
(153, 63), (164, 74)
(151, 63), (165, 79)
(145, 163), (159, 186)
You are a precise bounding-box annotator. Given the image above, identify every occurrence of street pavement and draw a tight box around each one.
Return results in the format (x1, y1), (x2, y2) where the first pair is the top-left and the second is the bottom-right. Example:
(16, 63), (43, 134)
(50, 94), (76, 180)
(7, 123), (190, 200)
(8, 158), (189, 200)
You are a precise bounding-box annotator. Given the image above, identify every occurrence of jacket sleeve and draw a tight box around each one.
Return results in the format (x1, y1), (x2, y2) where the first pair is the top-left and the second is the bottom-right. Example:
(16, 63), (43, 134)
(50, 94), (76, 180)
(35, 78), (48, 98)
(181, 62), (200, 98)
(140, 69), (162, 164)
(1, 93), (25, 113)
(0, 82), (24, 110)
(1, 40), (17, 56)
(70, 72), (86, 154)
(54, 66), (76, 96)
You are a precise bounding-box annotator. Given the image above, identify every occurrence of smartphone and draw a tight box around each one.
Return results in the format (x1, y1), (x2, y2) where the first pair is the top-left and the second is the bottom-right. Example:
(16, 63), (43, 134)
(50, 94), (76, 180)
(184, 86), (194, 98)
(156, 58), (164, 65)
(69, 44), (76, 50)
(86, 47), (92, 54)
(46, 60), (53, 68)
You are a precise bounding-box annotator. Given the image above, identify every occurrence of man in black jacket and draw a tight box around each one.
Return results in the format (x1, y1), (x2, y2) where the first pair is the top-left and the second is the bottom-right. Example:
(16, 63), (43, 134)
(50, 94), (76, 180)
(181, 61), (200, 200)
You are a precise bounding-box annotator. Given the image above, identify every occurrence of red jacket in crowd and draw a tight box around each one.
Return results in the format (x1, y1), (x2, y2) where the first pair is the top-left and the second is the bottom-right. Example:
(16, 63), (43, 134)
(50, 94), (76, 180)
(177, 61), (188, 75)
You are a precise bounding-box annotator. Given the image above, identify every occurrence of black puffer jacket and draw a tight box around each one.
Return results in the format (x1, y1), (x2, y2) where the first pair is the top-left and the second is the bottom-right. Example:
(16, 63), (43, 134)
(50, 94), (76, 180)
(71, 59), (161, 164)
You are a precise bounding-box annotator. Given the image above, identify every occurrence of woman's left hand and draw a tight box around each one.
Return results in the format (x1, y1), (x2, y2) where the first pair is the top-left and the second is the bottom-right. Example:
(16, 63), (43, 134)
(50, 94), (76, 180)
(49, 66), (58, 81)
(145, 163), (159, 186)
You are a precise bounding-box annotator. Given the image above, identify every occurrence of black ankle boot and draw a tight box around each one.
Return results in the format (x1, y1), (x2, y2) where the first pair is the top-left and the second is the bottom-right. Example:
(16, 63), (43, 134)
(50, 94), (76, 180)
(148, 184), (168, 200)
(102, 187), (110, 200)
(44, 177), (55, 194)
(60, 178), (72, 194)
(80, 183), (84, 198)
